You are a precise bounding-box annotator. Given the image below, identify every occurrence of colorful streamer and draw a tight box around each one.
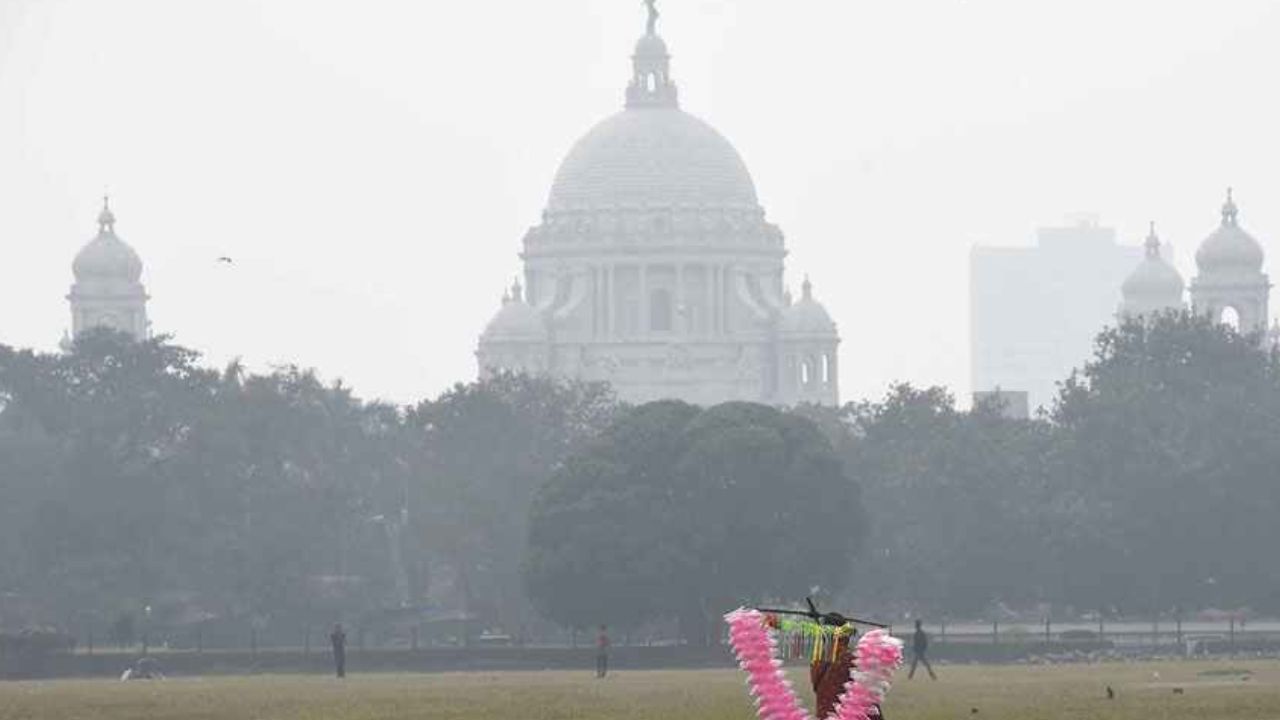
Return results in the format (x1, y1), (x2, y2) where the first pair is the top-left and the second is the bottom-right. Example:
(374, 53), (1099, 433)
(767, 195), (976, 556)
(724, 608), (903, 720)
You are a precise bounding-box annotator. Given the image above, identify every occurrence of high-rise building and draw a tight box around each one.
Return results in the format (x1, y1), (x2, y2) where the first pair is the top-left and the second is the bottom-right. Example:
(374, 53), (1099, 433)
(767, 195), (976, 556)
(970, 217), (1141, 412)
(476, 7), (839, 406)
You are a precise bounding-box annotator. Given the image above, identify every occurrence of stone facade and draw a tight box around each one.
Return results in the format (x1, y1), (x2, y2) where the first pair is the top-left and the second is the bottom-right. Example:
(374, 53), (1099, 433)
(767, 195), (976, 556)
(477, 15), (839, 407)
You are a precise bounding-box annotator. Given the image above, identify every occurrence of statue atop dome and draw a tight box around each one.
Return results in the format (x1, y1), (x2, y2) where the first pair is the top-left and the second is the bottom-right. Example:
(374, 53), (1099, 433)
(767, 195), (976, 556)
(644, 0), (659, 36)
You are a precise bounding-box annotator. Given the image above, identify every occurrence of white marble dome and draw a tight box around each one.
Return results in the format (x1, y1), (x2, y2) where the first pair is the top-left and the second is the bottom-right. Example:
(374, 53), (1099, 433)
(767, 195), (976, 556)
(547, 108), (760, 212)
(72, 206), (143, 282)
(481, 285), (547, 342)
(1123, 256), (1184, 297)
(1196, 192), (1264, 272)
(1123, 227), (1184, 300)
(780, 280), (837, 336)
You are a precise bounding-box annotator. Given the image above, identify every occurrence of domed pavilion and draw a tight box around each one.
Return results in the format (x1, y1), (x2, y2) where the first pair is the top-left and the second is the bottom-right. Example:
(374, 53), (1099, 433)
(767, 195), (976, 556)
(67, 197), (150, 342)
(477, 4), (838, 406)
(1190, 189), (1271, 333)
(1119, 222), (1185, 319)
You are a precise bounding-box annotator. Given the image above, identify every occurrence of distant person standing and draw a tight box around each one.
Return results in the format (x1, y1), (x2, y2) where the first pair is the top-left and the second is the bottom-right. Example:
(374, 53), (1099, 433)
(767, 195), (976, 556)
(596, 625), (610, 678)
(908, 619), (936, 680)
(330, 623), (347, 678)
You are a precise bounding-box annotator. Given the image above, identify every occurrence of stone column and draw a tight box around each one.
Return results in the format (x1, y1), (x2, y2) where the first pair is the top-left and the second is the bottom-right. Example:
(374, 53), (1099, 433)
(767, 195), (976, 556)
(639, 264), (649, 336)
(705, 263), (715, 336)
(606, 264), (615, 338)
(676, 264), (686, 333)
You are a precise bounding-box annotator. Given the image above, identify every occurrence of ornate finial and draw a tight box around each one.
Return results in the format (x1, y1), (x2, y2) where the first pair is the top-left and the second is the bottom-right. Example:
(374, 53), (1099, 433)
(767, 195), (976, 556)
(1222, 187), (1239, 226)
(1145, 221), (1161, 259)
(98, 194), (116, 233)
(626, 0), (678, 108)
(644, 0), (659, 35)
(802, 275), (813, 301)
(511, 277), (524, 303)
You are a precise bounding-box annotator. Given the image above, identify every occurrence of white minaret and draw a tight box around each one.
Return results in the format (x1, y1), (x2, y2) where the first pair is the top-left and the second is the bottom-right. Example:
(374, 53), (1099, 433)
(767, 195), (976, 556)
(1190, 189), (1270, 333)
(67, 197), (149, 341)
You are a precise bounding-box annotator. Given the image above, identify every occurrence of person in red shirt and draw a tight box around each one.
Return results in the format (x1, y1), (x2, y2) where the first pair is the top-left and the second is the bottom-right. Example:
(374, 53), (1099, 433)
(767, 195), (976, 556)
(595, 624), (610, 678)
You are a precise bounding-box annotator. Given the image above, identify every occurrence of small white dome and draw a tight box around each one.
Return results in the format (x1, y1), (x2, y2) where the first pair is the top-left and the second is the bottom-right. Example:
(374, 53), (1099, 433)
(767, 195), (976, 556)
(72, 203), (143, 282)
(1196, 190), (1265, 273)
(780, 278), (837, 336)
(634, 33), (669, 58)
(481, 283), (547, 342)
(1123, 225), (1184, 301)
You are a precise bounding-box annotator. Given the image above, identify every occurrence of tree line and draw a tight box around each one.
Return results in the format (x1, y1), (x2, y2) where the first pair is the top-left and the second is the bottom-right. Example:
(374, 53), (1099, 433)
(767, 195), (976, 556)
(2, 311), (1279, 647)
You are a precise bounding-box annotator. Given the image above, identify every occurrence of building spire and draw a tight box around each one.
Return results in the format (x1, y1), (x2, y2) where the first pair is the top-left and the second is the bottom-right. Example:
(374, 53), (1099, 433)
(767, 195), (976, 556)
(98, 194), (116, 234)
(802, 275), (813, 301)
(1145, 221), (1161, 259)
(626, 0), (678, 108)
(1222, 187), (1239, 227)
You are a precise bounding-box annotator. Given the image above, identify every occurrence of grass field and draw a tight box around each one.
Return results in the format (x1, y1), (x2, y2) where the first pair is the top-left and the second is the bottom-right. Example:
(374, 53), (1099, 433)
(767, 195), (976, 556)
(0, 660), (1277, 720)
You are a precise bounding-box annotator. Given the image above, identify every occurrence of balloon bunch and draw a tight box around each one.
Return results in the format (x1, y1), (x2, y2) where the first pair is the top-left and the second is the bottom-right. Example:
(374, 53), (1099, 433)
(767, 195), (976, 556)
(830, 629), (903, 720)
(724, 608), (904, 720)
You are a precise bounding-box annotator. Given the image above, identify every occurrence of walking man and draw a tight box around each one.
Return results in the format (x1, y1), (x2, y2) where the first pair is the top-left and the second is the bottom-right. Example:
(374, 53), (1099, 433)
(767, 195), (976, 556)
(330, 623), (347, 678)
(908, 619), (937, 680)
(595, 625), (610, 678)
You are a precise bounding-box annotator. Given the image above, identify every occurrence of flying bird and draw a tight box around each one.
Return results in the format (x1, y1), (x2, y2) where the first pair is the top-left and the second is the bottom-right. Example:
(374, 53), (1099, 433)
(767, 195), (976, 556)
(216, 256), (233, 264)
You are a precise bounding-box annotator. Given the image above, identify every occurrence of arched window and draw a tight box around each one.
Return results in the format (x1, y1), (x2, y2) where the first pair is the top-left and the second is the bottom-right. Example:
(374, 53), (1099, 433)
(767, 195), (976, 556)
(800, 359), (813, 386)
(647, 73), (657, 92)
(1221, 306), (1241, 331)
(650, 288), (673, 332)
(821, 354), (831, 384)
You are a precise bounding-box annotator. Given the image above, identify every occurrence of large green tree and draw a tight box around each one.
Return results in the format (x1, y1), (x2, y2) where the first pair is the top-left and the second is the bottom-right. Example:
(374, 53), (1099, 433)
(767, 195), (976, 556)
(525, 401), (863, 644)
(0, 332), (406, 637)
(1050, 311), (1280, 614)
(406, 373), (618, 637)
(825, 385), (1055, 617)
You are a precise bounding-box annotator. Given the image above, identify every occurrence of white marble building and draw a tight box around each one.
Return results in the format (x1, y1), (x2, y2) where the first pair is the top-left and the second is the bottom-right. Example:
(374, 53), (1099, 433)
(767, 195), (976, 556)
(66, 199), (150, 342)
(477, 10), (839, 407)
(1120, 190), (1272, 337)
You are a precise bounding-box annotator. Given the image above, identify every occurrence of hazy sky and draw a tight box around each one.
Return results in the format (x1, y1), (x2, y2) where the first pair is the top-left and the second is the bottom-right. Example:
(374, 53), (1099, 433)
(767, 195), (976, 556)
(3, 0), (1279, 405)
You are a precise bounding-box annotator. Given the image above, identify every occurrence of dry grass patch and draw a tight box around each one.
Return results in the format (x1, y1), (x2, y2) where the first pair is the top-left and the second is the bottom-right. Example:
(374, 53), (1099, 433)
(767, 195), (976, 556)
(0, 660), (1278, 720)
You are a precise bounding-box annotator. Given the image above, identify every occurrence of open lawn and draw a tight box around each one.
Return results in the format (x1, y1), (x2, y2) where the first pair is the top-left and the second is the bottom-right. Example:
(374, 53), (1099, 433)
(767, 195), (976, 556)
(1, 660), (1278, 720)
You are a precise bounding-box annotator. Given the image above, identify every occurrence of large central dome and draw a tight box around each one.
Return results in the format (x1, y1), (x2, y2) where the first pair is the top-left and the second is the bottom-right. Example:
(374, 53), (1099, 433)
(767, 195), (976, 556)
(482, 4), (841, 409)
(547, 108), (760, 212)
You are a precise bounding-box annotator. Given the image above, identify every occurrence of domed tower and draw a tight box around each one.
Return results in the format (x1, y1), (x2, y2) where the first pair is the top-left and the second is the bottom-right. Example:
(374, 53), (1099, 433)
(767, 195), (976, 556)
(67, 198), (149, 341)
(1119, 222), (1185, 319)
(477, 279), (550, 378)
(777, 277), (839, 405)
(479, 2), (839, 406)
(1190, 189), (1270, 333)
